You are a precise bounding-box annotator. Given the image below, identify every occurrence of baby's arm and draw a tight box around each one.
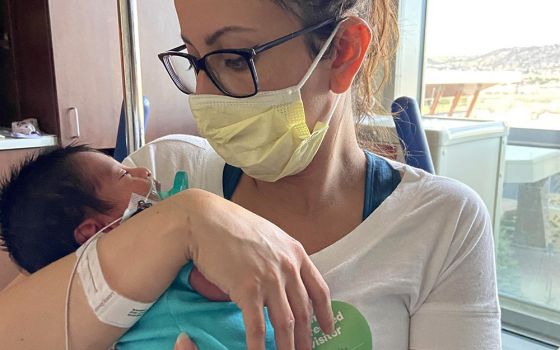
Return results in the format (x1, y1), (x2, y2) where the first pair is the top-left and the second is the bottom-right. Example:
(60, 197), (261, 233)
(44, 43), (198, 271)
(0, 190), (199, 349)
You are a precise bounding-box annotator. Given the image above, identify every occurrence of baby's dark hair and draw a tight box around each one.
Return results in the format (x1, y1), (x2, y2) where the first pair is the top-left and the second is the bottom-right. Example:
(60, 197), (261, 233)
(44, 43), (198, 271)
(0, 145), (112, 273)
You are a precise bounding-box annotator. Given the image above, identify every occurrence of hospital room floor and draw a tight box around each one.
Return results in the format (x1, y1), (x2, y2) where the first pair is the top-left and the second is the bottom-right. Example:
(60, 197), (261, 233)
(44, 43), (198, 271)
(502, 330), (558, 350)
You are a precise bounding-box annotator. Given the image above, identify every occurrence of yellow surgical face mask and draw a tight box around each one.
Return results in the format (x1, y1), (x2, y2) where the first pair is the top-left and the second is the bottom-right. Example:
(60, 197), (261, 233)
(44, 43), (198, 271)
(190, 22), (342, 182)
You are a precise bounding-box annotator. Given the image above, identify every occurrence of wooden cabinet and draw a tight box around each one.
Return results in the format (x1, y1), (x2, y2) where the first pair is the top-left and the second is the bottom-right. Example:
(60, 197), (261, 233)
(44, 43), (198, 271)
(48, 0), (123, 147)
(1, 0), (196, 150)
(0, 0), (16, 127)
(6, 0), (122, 149)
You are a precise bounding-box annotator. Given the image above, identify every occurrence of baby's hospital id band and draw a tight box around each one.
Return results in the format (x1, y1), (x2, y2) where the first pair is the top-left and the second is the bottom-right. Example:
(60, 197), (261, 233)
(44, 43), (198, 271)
(76, 238), (154, 328)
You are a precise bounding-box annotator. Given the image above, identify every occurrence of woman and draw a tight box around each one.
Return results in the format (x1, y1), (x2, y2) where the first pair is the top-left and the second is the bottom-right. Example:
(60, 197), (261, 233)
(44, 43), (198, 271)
(0, 0), (500, 349)
(138, 0), (499, 348)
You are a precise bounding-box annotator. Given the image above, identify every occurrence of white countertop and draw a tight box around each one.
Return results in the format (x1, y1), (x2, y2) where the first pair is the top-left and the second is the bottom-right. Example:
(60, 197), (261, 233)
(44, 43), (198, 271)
(0, 128), (58, 151)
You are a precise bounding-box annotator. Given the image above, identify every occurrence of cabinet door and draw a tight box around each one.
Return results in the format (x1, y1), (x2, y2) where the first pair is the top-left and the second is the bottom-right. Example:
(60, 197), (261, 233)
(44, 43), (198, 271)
(49, 0), (122, 149)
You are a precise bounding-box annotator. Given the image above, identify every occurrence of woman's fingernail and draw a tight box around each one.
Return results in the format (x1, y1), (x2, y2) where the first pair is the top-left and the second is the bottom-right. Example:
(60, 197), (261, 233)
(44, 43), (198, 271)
(176, 332), (190, 343)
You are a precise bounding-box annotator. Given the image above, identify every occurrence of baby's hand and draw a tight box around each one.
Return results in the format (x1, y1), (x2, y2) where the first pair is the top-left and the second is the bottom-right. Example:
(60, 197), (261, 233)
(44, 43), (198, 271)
(189, 266), (230, 301)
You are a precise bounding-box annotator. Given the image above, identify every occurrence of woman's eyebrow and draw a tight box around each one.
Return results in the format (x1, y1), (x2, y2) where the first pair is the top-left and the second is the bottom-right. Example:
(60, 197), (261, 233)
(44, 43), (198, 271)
(181, 26), (256, 47)
(181, 34), (193, 46)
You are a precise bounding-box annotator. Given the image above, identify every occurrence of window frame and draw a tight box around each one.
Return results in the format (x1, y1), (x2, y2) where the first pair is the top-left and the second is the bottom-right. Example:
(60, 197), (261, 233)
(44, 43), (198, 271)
(393, 0), (560, 344)
(508, 128), (560, 150)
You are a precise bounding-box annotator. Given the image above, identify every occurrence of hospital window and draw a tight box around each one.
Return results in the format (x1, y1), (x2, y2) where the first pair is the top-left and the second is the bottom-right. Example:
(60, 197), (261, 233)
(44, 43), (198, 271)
(417, 0), (560, 346)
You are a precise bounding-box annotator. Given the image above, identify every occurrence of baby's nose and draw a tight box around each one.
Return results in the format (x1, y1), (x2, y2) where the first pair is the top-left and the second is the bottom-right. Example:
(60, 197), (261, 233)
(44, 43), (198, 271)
(130, 167), (151, 179)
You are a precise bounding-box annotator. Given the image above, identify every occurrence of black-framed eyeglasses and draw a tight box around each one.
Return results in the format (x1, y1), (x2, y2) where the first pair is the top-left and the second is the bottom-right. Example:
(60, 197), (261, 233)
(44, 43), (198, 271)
(158, 18), (337, 98)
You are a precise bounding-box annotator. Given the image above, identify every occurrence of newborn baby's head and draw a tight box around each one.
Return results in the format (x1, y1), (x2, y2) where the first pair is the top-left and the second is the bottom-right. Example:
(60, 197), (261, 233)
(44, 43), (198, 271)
(0, 145), (152, 273)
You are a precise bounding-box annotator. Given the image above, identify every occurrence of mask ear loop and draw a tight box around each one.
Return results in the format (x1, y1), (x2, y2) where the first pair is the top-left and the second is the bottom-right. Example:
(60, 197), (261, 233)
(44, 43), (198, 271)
(322, 94), (342, 125)
(295, 19), (347, 91)
(296, 19), (345, 128)
(64, 178), (157, 350)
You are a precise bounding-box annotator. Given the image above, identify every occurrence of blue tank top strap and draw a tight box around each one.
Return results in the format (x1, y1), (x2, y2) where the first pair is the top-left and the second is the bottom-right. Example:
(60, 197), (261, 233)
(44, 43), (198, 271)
(222, 151), (401, 221)
(362, 150), (401, 220)
(222, 163), (243, 200)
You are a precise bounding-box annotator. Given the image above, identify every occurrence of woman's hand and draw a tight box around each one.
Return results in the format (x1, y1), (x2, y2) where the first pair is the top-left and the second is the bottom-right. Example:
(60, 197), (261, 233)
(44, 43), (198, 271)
(181, 189), (334, 350)
(173, 333), (198, 350)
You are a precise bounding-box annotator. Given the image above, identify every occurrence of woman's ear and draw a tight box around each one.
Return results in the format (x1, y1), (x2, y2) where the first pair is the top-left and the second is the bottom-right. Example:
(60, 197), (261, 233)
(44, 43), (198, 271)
(74, 218), (105, 244)
(329, 17), (372, 93)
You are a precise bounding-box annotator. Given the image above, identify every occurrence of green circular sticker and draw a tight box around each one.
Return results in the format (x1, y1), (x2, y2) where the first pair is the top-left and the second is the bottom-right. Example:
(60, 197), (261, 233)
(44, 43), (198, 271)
(311, 300), (372, 350)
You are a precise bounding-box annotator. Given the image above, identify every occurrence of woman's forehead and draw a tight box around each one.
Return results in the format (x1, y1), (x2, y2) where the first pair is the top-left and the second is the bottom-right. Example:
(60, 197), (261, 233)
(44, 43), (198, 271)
(175, 0), (300, 47)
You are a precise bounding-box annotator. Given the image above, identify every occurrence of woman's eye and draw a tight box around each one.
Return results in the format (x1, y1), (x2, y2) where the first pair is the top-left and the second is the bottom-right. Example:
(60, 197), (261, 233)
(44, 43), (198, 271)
(224, 57), (247, 71)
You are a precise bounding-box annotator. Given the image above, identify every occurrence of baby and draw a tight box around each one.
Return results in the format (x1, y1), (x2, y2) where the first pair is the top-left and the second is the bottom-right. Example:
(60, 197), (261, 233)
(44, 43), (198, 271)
(0, 145), (275, 349)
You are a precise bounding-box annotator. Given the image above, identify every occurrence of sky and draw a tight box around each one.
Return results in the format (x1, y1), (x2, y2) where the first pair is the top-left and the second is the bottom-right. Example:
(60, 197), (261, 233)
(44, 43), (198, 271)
(424, 0), (560, 57)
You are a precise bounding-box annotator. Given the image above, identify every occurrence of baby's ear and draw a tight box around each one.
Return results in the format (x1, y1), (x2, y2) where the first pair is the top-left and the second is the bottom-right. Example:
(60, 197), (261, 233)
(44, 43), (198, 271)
(74, 218), (104, 245)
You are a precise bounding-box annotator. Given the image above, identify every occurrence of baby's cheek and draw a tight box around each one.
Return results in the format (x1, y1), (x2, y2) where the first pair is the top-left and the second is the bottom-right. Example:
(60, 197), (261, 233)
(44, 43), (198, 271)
(189, 266), (230, 302)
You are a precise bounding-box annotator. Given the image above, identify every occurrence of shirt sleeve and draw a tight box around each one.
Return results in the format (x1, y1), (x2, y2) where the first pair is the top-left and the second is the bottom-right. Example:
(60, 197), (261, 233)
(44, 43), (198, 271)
(409, 180), (502, 350)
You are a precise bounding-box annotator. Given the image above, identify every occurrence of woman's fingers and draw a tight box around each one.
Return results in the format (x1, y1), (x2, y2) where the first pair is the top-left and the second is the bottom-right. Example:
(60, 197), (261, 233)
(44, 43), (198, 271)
(301, 257), (334, 334)
(184, 191), (333, 348)
(174, 333), (198, 350)
(266, 284), (296, 350)
(285, 274), (313, 350)
(240, 296), (267, 350)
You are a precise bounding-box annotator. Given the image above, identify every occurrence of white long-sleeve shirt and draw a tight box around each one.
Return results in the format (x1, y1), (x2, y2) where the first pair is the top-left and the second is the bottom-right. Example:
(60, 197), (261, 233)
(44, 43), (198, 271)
(125, 134), (501, 349)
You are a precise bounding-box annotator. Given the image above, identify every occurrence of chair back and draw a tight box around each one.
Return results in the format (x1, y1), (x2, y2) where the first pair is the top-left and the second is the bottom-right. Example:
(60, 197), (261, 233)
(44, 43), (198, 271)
(392, 96), (435, 174)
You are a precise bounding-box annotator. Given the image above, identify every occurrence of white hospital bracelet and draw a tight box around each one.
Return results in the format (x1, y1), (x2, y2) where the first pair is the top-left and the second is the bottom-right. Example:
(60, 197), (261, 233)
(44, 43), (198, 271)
(76, 238), (154, 328)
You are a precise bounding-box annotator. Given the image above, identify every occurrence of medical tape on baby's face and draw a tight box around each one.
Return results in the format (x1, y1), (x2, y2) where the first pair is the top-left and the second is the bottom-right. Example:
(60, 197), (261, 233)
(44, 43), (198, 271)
(75, 236), (154, 328)
(121, 193), (153, 223)
(120, 178), (162, 223)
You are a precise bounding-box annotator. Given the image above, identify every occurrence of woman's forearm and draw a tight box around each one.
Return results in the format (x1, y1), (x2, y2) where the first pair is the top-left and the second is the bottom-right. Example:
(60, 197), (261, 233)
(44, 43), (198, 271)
(0, 189), (199, 349)
(0, 188), (334, 349)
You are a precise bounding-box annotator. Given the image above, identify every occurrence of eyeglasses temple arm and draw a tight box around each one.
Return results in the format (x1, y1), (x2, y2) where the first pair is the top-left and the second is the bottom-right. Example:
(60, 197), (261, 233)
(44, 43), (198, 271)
(253, 18), (337, 54)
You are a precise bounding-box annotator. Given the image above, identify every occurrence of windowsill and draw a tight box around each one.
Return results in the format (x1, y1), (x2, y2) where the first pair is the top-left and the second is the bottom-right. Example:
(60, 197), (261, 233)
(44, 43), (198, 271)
(503, 329), (558, 350)
(501, 296), (560, 346)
